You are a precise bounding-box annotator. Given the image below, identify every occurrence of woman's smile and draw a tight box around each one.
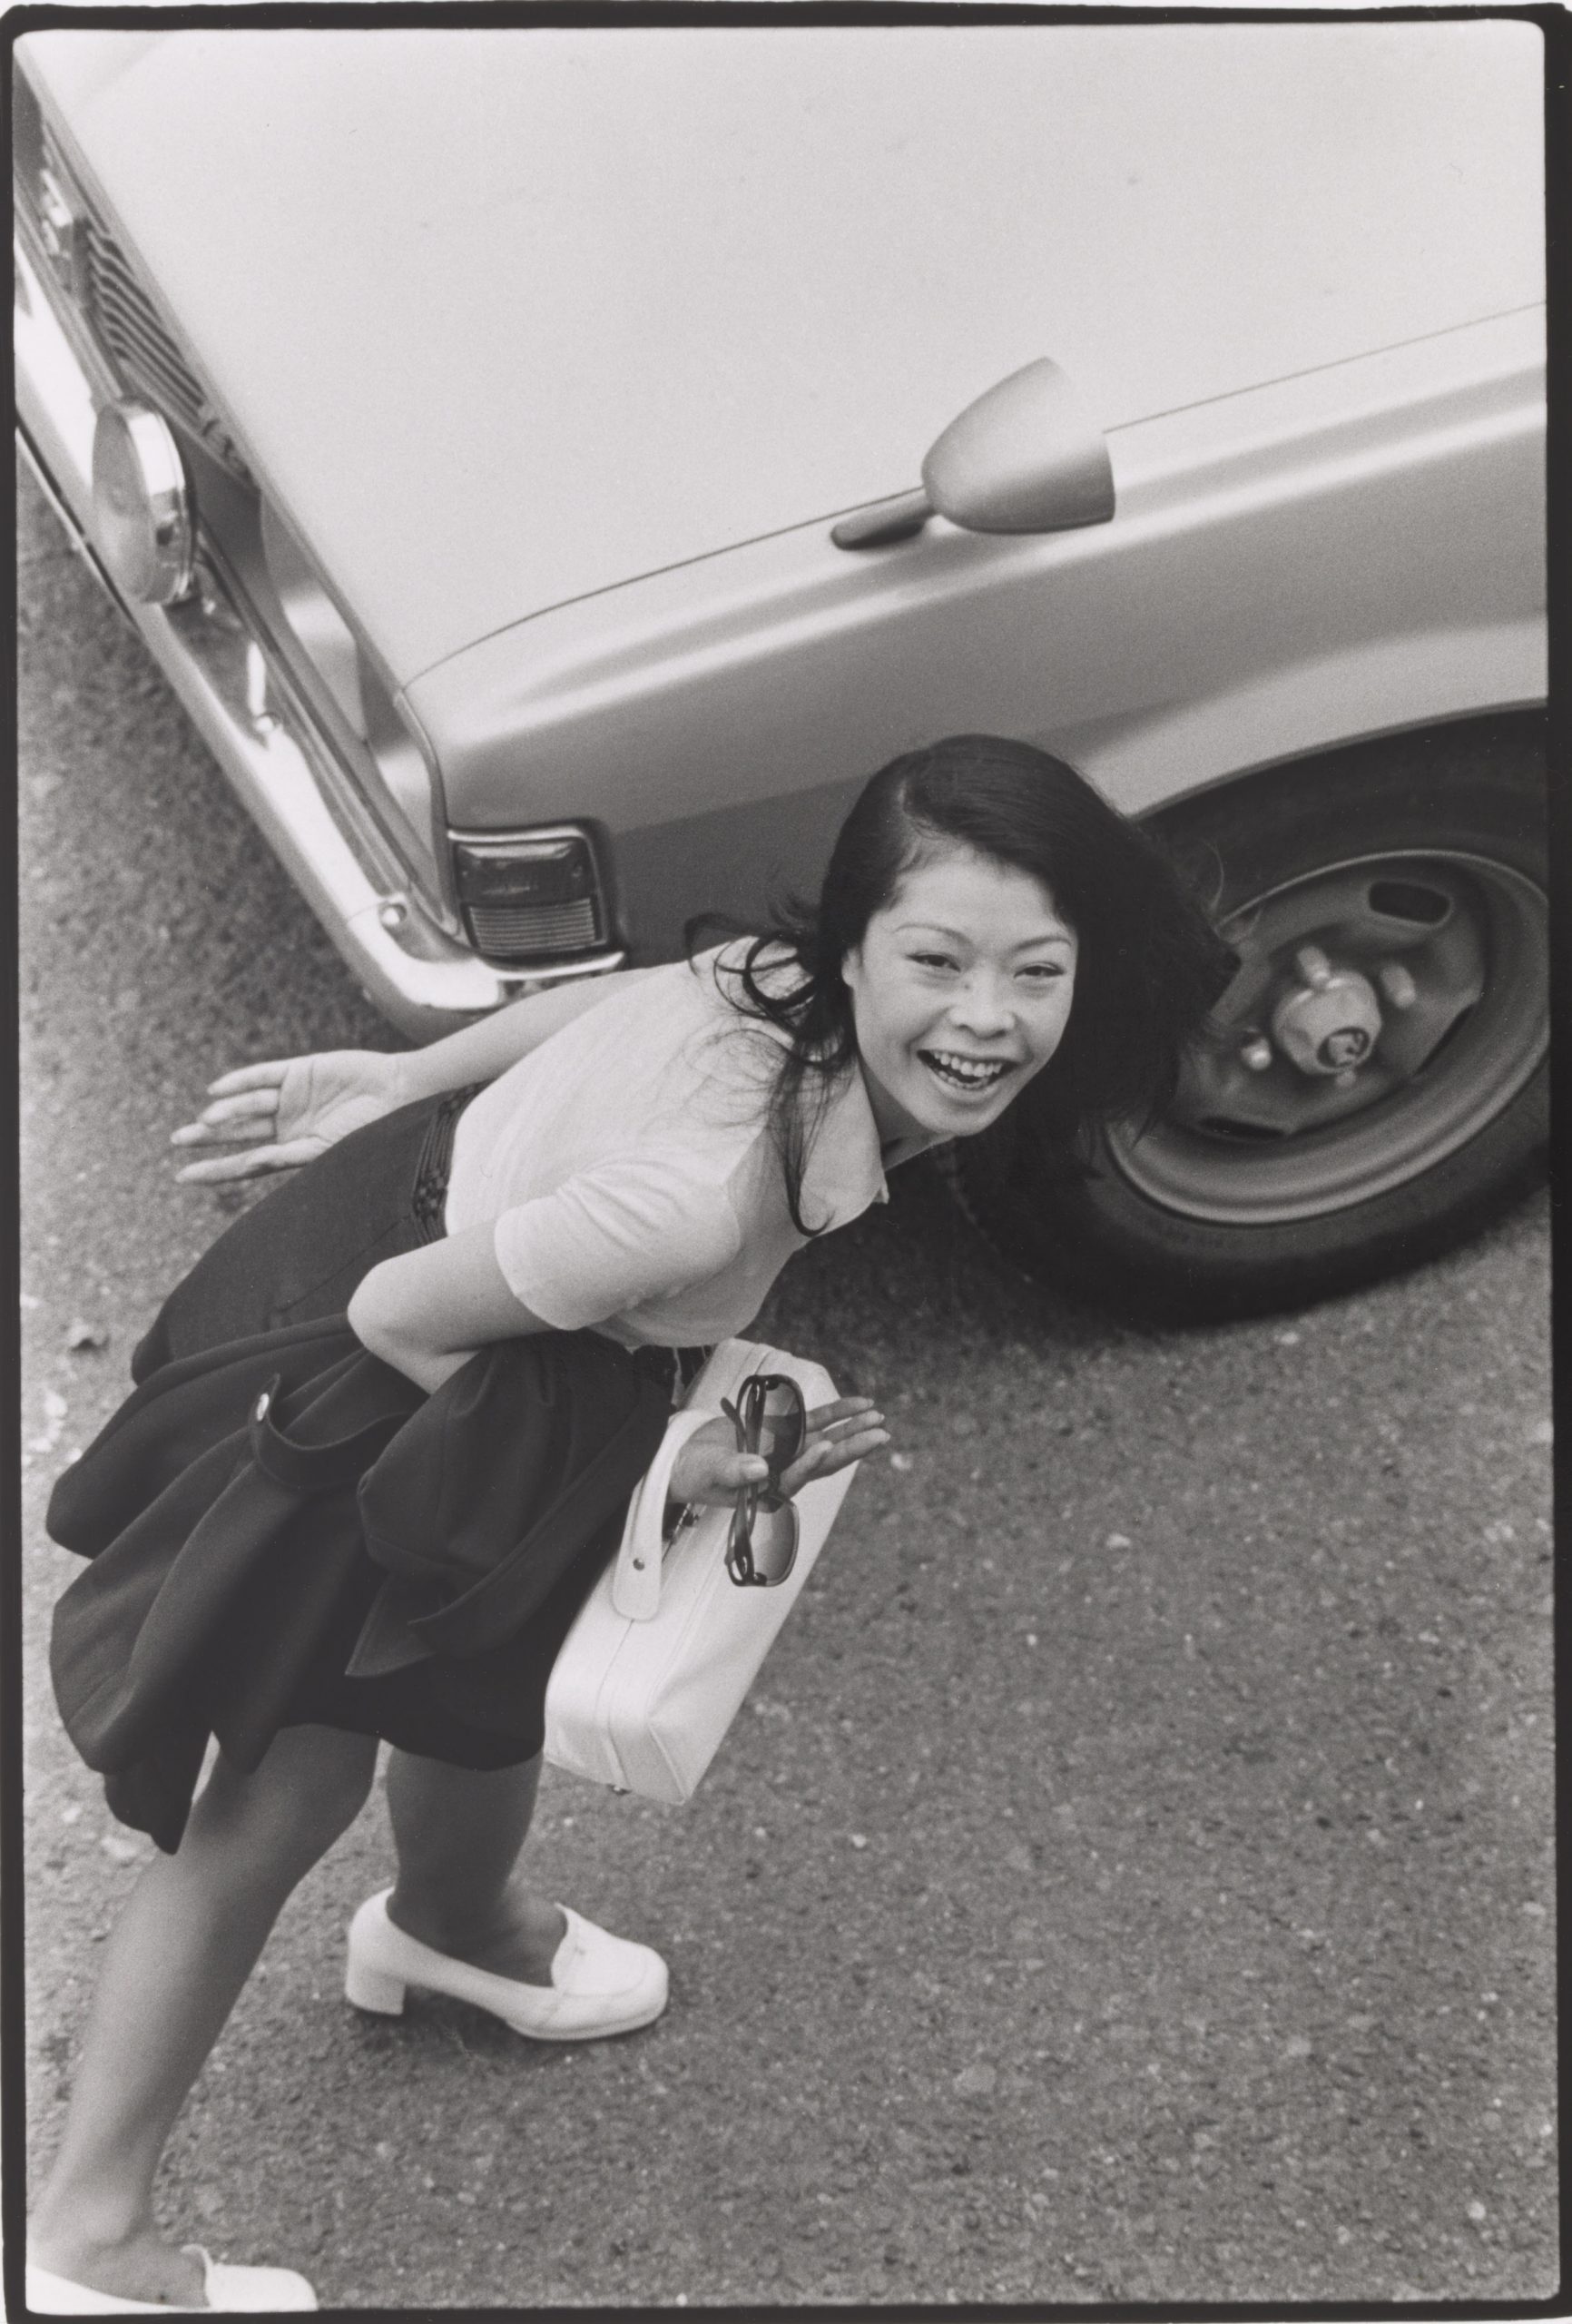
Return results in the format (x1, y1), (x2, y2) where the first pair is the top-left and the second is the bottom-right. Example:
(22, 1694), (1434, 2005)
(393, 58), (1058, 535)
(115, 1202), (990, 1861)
(917, 1047), (1017, 1094)
(842, 846), (1078, 1147)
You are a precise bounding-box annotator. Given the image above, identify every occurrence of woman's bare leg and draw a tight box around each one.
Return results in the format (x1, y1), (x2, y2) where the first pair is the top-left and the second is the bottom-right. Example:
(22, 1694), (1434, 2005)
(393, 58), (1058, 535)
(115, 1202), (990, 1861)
(30, 1724), (378, 2305)
(383, 1751), (566, 1984)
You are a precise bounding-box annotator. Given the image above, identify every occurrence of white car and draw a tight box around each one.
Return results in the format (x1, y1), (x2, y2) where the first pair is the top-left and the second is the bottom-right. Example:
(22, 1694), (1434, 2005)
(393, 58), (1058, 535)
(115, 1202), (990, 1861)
(14, 22), (1547, 1315)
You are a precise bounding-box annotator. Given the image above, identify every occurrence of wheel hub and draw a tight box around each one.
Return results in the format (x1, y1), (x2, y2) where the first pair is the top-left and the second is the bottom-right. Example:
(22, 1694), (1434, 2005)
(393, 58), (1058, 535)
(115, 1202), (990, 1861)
(1104, 848), (1547, 1226)
(1267, 943), (1384, 1080)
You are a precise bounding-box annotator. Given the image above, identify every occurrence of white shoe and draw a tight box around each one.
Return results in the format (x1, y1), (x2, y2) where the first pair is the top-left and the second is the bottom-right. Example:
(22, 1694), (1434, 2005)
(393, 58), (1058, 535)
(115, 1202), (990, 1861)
(26, 2248), (317, 2312)
(344, 1886), (669, 2041)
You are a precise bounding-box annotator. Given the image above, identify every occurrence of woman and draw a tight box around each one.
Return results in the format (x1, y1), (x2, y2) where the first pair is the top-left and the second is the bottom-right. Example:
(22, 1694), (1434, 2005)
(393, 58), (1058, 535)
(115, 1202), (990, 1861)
(29, 735), (1231, 2311)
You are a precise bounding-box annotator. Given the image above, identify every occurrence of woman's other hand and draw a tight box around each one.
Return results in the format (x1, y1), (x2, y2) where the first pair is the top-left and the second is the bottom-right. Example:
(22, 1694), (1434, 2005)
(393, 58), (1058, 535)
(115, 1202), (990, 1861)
(170, 1051), (413, 1184)
(667, 1396), (888, 1509)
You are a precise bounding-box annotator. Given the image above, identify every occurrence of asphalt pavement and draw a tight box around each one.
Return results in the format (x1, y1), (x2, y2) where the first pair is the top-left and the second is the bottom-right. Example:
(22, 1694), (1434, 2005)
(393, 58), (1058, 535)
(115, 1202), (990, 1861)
(18, 468), (1558, 2308)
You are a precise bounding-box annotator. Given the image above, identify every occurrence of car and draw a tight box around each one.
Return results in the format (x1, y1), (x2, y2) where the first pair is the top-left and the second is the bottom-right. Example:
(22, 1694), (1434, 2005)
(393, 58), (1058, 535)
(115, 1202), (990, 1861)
(14, 21), (1547, 1318)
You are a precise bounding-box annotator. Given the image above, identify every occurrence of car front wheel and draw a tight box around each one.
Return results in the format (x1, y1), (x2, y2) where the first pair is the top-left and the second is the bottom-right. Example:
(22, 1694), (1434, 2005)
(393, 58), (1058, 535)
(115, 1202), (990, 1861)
(952, 715), (1548, 1320)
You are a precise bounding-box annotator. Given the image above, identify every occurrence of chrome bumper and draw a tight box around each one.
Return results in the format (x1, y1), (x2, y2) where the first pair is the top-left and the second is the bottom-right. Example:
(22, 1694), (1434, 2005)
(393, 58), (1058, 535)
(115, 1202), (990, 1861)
(15, 230), (624, 1039)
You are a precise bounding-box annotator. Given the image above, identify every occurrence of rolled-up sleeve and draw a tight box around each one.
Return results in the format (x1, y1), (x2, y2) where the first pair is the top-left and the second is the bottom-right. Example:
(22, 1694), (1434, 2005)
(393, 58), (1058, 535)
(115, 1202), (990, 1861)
(491, 1151), (746, 1330)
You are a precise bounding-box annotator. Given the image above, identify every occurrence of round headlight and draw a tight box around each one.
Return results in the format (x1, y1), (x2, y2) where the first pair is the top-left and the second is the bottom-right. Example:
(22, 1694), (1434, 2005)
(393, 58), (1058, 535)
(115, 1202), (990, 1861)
(91, 399), (195, 606)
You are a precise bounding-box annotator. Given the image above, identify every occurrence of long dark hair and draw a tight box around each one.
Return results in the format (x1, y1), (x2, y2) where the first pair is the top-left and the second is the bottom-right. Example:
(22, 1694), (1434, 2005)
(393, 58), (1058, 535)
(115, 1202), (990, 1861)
(693, 734), (1235, 1233)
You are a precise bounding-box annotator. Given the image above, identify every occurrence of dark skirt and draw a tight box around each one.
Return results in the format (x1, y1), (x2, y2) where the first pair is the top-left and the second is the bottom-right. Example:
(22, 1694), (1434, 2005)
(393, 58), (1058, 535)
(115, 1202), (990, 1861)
(61, 1088), (693, 1791)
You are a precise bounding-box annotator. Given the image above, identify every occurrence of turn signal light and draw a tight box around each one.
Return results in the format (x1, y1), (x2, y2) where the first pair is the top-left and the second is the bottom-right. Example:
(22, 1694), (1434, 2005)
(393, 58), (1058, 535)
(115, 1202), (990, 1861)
(452, 832), (605, 962)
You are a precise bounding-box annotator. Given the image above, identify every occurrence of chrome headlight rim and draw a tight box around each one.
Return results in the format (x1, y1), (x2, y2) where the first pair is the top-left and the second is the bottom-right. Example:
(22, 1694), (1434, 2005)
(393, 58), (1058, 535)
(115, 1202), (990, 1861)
(91, 397), (196, 606)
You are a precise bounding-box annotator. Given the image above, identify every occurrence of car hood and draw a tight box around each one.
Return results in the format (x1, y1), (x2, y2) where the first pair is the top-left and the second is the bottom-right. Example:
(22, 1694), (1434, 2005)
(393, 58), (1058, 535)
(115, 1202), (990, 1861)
(26, 22), (1542, 685)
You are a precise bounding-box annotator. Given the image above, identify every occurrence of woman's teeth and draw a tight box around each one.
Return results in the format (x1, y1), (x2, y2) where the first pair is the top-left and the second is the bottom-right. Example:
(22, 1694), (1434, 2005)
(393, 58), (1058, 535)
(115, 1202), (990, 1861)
(919, 1049), (1013, 1092)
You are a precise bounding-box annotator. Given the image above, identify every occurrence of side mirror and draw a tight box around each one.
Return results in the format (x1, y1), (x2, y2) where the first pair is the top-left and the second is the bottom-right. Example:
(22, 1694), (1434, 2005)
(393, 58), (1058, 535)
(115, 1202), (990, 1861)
(831, 358), (1115, 551)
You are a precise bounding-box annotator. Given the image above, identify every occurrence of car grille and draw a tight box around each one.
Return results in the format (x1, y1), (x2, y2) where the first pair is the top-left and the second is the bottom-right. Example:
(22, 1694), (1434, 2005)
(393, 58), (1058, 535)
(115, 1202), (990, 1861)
(20, 96), (254, 487)
(79, 217), (252, 483)
(464, 897), (602, 959)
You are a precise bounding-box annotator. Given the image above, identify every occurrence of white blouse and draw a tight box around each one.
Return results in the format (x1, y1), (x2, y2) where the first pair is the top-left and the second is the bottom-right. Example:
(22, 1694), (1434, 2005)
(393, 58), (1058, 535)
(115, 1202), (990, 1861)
(444, 947), (889, 1349)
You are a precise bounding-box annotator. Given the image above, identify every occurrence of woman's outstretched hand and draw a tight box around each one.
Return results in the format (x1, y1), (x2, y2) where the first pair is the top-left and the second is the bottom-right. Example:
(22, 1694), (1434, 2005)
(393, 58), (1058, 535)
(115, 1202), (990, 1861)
(170, 1051), (413, 1184)
(667, 1395), (888, 1510)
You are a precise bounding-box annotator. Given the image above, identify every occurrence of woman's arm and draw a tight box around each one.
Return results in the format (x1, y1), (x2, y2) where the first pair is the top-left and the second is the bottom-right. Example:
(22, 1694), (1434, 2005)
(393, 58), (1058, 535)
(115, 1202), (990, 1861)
(348, 1223), (555, 1394)
(347, 1226), (889, 1500)
(395, 967), (663, 1102)
(172, 967), (663, 1183)
(355, 1148), (742, 1391)
(349, 1226), (889, 1505)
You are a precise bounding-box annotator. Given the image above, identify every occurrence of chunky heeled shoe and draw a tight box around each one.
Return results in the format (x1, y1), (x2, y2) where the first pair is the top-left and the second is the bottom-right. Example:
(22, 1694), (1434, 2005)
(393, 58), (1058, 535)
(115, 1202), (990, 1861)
(344, 1887), (668, 2041)
(26, 2248), (317, 2312)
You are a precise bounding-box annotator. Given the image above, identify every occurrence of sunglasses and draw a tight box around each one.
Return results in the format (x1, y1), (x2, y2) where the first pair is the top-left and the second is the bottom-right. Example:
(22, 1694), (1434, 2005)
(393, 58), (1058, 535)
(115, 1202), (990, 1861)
(719, 1374), (807, 1587)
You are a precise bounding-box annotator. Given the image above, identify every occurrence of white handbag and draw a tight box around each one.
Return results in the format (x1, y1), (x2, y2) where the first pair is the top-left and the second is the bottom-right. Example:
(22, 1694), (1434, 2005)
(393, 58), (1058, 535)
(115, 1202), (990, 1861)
(543, 1337), (858, 1803)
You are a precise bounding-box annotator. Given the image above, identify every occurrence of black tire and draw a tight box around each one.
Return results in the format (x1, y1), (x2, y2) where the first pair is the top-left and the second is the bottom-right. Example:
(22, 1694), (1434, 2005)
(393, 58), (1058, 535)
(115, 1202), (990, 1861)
(953, 714), (1548, 1322)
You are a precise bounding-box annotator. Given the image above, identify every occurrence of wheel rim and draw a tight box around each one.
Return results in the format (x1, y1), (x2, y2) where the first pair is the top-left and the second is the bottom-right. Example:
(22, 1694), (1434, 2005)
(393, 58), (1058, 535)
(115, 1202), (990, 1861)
(1105, 849), (1548, 1226)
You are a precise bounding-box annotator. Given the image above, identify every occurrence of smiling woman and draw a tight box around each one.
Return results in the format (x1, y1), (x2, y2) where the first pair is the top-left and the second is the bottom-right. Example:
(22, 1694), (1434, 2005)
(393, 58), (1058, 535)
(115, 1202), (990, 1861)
(33, 731), (1229, 2312)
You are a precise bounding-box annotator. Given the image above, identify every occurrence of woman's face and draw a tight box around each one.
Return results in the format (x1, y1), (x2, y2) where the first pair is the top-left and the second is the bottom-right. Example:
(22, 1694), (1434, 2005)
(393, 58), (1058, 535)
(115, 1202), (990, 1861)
(842, 846), (1078, 1147)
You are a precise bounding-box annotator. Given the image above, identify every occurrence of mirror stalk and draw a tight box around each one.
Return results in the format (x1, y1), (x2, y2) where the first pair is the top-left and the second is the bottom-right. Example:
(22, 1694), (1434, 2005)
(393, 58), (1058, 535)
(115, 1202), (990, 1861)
(830, 489), (933, 552)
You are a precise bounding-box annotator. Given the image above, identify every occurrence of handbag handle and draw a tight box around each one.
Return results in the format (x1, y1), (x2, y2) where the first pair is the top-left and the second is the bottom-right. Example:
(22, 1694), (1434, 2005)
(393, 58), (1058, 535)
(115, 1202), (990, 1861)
(610, 1407), (719, 1621)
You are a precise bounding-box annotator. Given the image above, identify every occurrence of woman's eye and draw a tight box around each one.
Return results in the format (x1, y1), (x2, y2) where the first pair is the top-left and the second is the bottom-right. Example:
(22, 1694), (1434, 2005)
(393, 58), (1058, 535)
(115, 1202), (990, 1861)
(1018, 963), (1066, 984)
(910, 951), (958, 972)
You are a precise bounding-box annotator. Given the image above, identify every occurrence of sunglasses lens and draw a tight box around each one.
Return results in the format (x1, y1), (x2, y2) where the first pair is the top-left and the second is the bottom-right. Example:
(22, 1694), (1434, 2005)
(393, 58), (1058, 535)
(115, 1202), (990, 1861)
(744, 1496), (800, 1586)
(755, 1378), (806, 1472)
